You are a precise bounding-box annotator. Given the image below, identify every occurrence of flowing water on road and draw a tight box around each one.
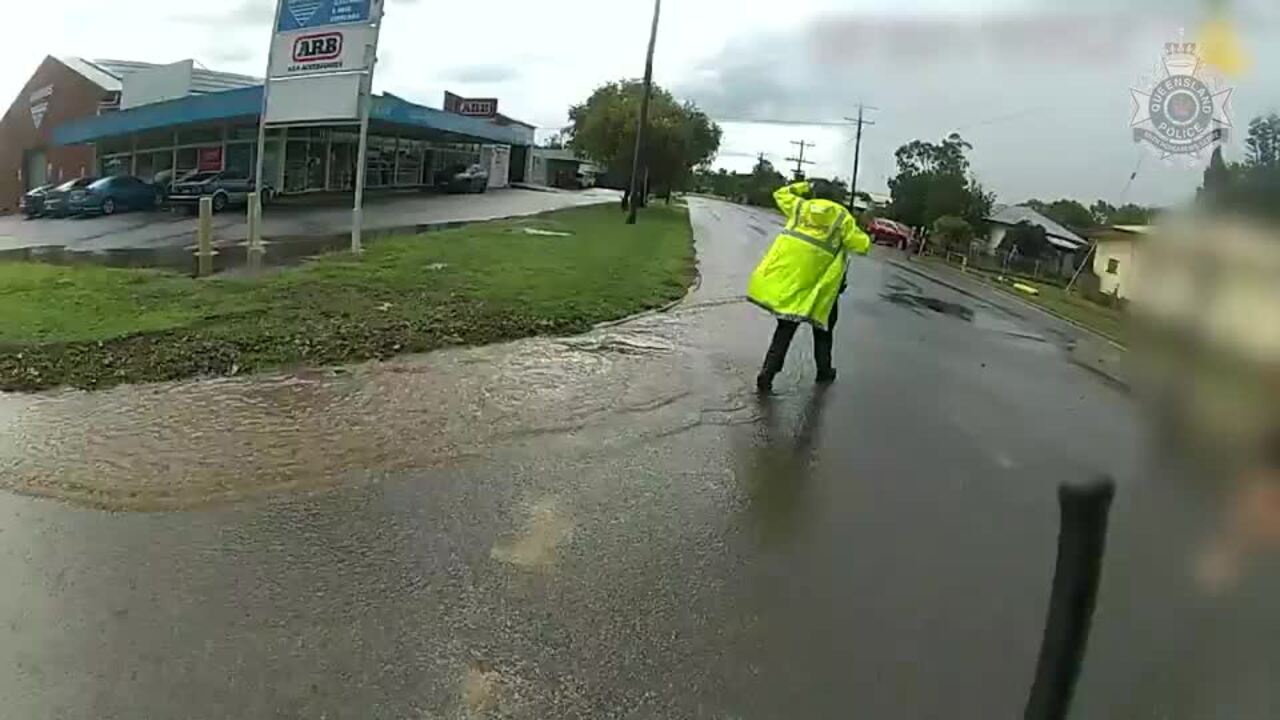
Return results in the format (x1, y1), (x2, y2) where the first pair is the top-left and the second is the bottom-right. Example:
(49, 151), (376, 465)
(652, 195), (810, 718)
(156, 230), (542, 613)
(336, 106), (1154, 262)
(0, 307), (760, 511)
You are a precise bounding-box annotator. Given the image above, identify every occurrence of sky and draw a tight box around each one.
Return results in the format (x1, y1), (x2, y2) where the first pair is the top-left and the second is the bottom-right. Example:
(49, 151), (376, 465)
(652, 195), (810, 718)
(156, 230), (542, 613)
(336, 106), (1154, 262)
(2, 0), (1277, 208)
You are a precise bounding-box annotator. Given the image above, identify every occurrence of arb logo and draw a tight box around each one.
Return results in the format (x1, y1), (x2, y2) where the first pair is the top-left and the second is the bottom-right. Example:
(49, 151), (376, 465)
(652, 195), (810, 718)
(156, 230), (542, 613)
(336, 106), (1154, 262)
(293, 32), (342, 62)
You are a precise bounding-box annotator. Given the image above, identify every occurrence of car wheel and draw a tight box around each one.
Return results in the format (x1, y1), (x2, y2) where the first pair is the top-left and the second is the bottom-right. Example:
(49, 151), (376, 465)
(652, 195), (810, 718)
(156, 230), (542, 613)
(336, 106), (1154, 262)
(212, 193), (229, 213)
(101, 198), (116, 216)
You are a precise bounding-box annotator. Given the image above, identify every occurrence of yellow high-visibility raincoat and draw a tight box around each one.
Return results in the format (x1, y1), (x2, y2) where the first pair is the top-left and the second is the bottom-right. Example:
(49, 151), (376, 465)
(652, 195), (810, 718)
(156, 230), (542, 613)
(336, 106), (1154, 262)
(747, 181), (871, 330)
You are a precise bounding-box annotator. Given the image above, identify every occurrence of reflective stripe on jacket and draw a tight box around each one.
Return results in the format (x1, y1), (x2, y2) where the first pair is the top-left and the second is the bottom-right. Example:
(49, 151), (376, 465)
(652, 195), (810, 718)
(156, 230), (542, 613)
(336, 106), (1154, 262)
(747, 181), (871, 330)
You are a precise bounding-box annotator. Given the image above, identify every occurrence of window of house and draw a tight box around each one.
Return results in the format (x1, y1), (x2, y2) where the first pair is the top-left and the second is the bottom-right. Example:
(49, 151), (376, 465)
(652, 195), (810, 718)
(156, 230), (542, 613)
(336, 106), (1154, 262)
(1106, 258), (1120, 275)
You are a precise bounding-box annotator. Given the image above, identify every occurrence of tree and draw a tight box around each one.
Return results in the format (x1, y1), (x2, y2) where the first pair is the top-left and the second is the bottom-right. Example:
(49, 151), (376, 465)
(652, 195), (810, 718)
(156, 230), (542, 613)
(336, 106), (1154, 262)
(1024, 198), (1094, 232)
(809, 177), (849, 204)
(931, 215), (975, 254)
(888, 133), (992, 231)
(1005, 221), (1050, 260)
(1089, 199), (1153, 226)
(567, 80), (722, 206)
(1244, 113), (1280, 168)
(1198, 146), (1234, 204)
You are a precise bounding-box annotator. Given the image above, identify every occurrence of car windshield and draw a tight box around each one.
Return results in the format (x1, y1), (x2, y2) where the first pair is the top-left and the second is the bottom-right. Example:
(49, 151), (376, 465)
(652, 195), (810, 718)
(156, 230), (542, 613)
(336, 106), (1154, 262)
(182, 172), (222, 182)
(55, 178), (94, 191)
(88, 178), (114, 190)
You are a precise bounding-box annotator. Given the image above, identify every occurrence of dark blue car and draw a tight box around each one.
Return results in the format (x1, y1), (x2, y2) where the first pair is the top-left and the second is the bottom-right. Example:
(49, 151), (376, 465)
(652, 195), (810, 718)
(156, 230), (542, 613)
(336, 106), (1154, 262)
(69, 175), (161, 216)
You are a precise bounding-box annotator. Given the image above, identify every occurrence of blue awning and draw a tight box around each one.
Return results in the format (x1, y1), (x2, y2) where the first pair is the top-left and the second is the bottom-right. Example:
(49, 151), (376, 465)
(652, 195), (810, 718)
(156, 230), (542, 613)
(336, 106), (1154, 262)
(51, 86), (527, 147)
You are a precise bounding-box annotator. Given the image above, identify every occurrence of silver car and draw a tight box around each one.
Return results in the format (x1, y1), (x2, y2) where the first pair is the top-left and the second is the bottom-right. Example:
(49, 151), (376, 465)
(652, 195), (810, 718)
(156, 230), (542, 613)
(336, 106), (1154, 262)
(167, 171), (274, 213)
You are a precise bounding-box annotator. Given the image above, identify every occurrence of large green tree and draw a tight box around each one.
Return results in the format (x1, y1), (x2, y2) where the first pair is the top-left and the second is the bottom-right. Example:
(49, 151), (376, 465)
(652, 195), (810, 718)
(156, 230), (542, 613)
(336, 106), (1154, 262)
(1025, 198), (1095, 232)
(887, 133), (994, 230)
(567, 80), (722, 205)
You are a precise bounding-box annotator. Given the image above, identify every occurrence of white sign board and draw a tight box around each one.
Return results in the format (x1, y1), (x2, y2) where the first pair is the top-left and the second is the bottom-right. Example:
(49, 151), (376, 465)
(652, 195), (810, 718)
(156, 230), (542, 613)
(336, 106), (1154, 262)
(264, 72), (364, 123)
(269, 24), (375, 78)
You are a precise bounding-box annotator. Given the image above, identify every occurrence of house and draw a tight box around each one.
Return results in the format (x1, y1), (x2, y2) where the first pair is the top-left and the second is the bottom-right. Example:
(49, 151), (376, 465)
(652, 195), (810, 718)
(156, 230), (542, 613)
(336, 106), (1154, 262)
(1091, 225), (1152, 299)
(984, 204), (1089, 255)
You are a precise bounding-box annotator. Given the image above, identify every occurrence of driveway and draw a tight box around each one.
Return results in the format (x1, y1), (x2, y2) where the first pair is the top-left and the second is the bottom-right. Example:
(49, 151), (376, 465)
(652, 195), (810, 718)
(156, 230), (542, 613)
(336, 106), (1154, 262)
(0, 197), (1271, 718)
(0, 187), (621, 253)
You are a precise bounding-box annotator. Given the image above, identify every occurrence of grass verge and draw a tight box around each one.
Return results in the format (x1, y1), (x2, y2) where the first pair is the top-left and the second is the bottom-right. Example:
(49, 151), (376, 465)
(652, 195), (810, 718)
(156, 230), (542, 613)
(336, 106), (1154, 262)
(0, 204), (695, 391)
(918, 255), (1127, 345)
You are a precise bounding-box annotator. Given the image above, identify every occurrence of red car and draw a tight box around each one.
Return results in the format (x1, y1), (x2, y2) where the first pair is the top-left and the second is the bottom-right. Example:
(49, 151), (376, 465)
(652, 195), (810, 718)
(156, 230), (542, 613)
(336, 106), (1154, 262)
(866, 217), (916, 249)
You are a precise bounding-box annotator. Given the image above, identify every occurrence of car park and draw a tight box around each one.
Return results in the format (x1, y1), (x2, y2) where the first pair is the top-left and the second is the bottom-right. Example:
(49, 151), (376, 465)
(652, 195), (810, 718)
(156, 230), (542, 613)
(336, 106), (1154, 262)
(19, 184), (53, 218)
(167, 170), (273, 213)
(68, 175), (162, 216)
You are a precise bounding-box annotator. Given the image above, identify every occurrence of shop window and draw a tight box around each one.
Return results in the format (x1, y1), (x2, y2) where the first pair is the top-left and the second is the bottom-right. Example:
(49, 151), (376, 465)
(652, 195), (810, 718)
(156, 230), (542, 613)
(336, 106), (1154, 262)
(225, 143), (253, 177)
(229, 125), (260, 142)
(99, 137), (132, 156)
(177, 127), (224, 145)
(136, 129), (174, 150)
(1106, 258), (1120, 275)
(176, 148), (199, 177)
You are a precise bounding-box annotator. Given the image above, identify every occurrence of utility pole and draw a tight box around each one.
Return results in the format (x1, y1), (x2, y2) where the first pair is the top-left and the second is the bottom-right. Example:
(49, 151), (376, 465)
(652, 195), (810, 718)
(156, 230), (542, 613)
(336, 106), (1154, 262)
(845, 104), (877, 209)
(785, 140), (815, 181)
(626, 0), (662, 225)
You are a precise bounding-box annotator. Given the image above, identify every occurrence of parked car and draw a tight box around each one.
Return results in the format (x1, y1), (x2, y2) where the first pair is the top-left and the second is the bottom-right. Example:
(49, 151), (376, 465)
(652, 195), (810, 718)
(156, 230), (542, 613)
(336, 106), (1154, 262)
(19, 184), (53, 218)
(41, 177), (99, 217)
(440, 164), (489, 194)
(69, 175), (162, 216)
(167, 170), (274, 212)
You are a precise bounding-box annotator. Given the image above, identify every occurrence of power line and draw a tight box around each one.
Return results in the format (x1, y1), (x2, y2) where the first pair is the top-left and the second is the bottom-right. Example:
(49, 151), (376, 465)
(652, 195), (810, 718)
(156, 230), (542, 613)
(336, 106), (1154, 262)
(786, 140), (816, 181)
(845, 104), (878, 208)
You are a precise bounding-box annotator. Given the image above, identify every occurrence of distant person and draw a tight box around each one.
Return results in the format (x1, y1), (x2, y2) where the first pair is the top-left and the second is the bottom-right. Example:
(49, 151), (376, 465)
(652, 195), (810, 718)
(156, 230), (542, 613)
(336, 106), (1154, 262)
(747, 180), (871, 394)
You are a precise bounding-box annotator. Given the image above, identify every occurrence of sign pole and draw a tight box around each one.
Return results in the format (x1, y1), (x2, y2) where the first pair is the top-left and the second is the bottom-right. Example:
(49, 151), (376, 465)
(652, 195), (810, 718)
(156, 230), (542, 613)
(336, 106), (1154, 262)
(351, 1), (384, 255)
(252, 0), (285, 267)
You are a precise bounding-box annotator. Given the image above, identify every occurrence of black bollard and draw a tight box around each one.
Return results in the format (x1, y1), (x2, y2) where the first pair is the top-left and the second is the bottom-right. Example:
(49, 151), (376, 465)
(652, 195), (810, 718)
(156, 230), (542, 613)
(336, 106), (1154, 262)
(1024, 477), (1116, 720)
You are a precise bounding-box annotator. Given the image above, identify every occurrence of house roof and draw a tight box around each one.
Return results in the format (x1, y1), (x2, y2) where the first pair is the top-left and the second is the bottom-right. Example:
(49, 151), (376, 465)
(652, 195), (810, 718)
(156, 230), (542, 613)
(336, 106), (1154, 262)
(57, 57), (124, 92)
(987, 204), (1088, 251)
(56, 57), (261, 96)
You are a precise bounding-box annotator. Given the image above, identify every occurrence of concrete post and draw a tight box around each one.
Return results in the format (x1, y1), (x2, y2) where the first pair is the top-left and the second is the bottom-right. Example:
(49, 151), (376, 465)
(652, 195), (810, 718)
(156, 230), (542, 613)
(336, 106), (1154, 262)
(247, 191), (264, 272)
(196, 196), (215, 277)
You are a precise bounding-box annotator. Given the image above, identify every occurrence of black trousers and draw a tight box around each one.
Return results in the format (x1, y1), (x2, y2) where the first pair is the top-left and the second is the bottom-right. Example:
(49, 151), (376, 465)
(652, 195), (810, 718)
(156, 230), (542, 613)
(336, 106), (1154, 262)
(760, 302), (839, 379)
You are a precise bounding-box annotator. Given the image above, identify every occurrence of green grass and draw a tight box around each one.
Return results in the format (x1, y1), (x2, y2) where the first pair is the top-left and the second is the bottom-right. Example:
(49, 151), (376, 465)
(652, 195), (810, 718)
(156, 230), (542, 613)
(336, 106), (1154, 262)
(0, 204), (695, 390)
(920, 256), (1127, 345)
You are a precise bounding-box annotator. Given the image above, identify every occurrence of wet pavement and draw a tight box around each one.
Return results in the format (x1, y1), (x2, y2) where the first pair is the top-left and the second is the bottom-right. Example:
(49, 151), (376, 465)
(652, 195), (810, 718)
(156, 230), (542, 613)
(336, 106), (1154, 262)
(0, 198), (1274, 718)
(0, 187), (620, 260)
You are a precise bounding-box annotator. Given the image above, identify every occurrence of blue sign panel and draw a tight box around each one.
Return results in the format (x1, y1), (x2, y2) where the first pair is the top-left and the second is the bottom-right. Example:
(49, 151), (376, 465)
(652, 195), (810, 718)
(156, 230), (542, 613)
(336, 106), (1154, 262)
(277, 0), (372, 32)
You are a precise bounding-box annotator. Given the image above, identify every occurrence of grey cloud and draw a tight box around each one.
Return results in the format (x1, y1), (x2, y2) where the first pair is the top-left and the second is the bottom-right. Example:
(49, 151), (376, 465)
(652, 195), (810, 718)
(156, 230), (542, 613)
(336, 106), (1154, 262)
(439, 64), (520, 84)
(674, 8), (1278, 206)
(171, 0), (276, 27)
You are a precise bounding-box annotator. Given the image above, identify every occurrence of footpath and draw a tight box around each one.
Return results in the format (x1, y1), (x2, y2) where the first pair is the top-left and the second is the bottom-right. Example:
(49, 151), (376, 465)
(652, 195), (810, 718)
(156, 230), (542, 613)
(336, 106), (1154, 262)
(885, 253), (1131, 389)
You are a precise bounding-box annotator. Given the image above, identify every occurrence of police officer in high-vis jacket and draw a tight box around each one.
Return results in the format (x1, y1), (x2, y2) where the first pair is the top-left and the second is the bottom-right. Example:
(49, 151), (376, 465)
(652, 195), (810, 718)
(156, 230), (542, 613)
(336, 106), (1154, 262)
(747, 180), (871, 394)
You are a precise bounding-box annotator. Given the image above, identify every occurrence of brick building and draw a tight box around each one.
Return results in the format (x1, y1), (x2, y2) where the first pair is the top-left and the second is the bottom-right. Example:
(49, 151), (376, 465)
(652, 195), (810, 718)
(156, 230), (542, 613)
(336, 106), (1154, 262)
(0, 57), (124, 214)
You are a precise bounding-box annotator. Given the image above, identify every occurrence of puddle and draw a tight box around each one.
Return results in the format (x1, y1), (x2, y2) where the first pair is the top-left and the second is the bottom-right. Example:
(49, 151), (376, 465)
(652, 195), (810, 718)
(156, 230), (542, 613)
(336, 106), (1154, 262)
(0, 221), (474, 276)
(880, 291), (976, 321)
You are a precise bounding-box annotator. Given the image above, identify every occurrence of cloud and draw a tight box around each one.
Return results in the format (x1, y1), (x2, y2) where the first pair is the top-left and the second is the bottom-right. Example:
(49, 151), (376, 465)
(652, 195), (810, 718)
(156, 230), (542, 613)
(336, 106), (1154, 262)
(439, 64), (520, 84)
(673, 7), (1280, 206)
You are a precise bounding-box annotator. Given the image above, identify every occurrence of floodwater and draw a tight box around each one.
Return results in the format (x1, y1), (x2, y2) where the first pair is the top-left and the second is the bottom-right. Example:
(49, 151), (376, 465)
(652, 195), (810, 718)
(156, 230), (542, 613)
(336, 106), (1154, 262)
(0, 307), (758, 511)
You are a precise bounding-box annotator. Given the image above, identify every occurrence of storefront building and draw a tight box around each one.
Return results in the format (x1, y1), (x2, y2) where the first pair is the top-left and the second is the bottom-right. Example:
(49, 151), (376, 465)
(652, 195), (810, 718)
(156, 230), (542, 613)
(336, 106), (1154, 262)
(52, 77), (530, 196)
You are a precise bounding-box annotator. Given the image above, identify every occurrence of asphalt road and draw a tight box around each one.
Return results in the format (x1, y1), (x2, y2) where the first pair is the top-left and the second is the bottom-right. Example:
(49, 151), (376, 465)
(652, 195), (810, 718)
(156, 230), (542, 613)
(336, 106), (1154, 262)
(0, 197), (1272, 718)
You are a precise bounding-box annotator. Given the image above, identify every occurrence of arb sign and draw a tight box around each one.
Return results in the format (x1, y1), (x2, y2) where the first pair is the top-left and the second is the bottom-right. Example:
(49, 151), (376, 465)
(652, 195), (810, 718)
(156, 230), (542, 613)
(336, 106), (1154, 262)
(294, 32), (343, 62)
(270, 25), (372, 76)
(443, 91), (498, 118)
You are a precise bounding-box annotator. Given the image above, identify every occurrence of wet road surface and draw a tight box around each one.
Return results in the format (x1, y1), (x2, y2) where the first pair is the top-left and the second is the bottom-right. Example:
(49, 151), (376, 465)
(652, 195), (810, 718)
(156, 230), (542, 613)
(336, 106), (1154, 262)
(1, 198), (1273, 718)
